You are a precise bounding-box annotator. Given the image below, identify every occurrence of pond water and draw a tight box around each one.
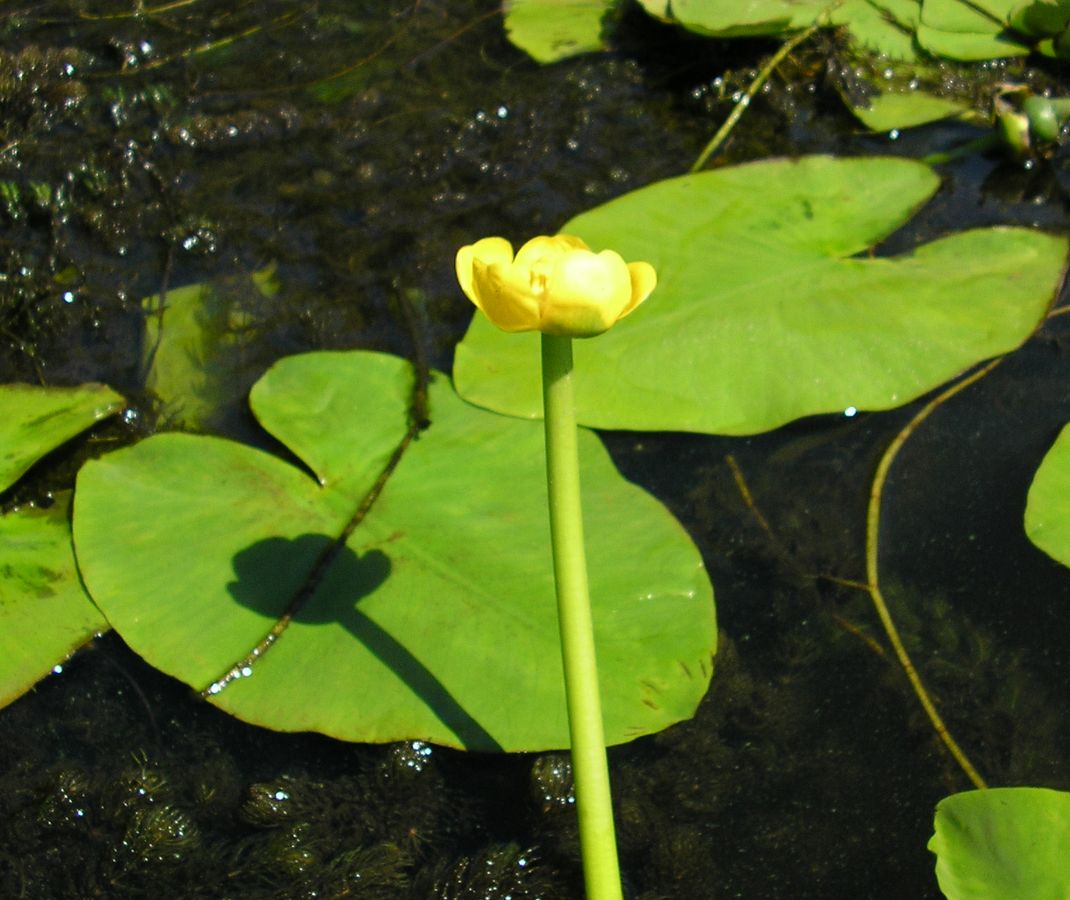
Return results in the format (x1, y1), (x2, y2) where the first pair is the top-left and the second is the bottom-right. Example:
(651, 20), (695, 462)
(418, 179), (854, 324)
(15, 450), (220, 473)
(2, 1), (1070, 897)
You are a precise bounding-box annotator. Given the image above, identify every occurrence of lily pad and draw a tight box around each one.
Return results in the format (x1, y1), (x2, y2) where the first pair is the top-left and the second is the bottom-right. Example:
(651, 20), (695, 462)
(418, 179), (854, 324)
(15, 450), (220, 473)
(838, 0), (920, 59)
(1, 382), (125, 491)
(1009, 0), (1070, 56)
(503, 0), (615, 63)
(848, 89), (971, 131)
(0, 383), (124, 708)
(1010, 0), (1070, 38)
(871, 0), (921, 31)
(637, 0), (828, 37)
(0, 494), (109, 708)
(915, 0), (1031, 59)
(73, 351), (716, 751)
(453, 156), (1067, 435)
(929, 787), (1070, 899)
(636, 0), (923, 57)
(142, 267), (276, 433)
(637, 0), (1038, 59)
(1024, 422), (1070, 566)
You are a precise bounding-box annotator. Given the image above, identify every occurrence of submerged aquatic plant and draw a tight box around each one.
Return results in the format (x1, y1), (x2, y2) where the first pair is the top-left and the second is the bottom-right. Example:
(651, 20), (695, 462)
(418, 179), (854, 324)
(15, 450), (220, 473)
(456, 233), (658, 900)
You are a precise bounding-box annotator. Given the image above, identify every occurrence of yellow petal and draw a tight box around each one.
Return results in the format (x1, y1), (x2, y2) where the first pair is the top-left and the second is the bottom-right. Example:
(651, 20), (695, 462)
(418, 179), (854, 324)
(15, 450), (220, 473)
(540, 249), (633, 338)
(470, 259), (542, 332)
(456, 237), (513, 306)
(618, 261), (657, 320)
(455, 233), (657, 337)
(554, 234), (591, 251)
(514, 234), (589, 271)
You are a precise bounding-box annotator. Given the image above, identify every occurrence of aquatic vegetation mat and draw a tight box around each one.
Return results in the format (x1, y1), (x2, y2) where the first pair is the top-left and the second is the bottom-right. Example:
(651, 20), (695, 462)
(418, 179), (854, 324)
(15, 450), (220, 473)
(504, 0), (1070, 135)
(511, 0), (1064, 62)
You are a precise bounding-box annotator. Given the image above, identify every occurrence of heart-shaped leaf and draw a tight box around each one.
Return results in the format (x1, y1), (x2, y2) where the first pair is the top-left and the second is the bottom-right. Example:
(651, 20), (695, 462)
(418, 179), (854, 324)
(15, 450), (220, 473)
(0, 383), (124, 708)
(454, 156), (1067, 435)
(73, 351), (715, 751)
(929, 787), (1070, 899)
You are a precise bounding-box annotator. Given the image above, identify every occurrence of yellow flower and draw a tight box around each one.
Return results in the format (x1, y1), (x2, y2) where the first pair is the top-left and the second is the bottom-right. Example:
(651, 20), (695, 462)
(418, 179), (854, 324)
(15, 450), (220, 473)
(455, 234), (657, 338)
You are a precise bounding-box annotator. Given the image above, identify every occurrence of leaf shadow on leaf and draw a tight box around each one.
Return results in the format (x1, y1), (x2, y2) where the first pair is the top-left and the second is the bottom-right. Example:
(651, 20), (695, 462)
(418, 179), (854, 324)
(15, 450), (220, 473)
(226, 534), (504, 751)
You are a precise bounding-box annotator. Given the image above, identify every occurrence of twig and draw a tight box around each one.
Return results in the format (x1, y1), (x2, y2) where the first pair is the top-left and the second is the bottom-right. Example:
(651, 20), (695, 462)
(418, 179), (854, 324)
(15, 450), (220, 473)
(865, 362), (1003, 790)
(726, 454), (884, 657)
(724, 453), (775, 539)
(79, 0), (202, 20)
(690, 23), (820, 173)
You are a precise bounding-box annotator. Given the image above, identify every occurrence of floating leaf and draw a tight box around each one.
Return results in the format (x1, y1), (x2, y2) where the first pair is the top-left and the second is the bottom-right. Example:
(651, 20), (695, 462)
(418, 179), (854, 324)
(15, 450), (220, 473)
(636, 0), (826, 36)
(0, 383), (124, 491)
(0, 494), (108, 708)
(917, 0), (1030, 58)
(923, 0), (1003, 31)
(839, 0), (920, 60)
(0, 383), (124, 708)
(142, 267), (276, 433)
(636, 0), (1037, 60)
(620, 0), (1042, 131)
(1009, 0), (1070, 37)
(1024, 422), (1070, 566)
(454, 155), (1066, 435)
(503, 0), (616, 63)
(848, 89), (971, 131)
(1009, 0), (1070, 56)
(637, 0), (918, 55)
(73, 351), (715, 751)
(872, 0), (921, 31)
(929, 787), (1070, 899)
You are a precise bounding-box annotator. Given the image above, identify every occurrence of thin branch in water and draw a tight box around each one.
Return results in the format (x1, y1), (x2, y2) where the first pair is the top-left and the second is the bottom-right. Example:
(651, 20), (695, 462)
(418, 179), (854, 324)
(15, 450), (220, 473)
(98, 7), (304, 76)
(725, 453), (776, 539)
(690, 23), (820, 173)
(725, 453), (878, 646)
(829, 610), (887, 658)
(79, 0), (205, 21)
(865, 360), (1003, 791)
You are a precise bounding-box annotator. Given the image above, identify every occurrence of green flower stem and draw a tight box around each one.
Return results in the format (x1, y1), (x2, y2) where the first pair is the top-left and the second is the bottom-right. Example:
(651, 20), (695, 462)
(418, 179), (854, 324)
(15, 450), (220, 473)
(541, 333), (623, 900)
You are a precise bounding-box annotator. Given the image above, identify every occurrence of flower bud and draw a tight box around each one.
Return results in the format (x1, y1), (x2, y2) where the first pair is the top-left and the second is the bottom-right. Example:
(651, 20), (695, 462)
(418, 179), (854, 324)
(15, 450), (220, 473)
(455, 234), (656, 338)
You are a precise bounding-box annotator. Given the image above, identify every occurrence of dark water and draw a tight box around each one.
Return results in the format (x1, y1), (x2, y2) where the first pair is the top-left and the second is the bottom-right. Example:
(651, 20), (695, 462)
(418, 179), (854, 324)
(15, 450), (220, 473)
(2, 2), (1070, 897)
